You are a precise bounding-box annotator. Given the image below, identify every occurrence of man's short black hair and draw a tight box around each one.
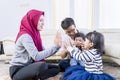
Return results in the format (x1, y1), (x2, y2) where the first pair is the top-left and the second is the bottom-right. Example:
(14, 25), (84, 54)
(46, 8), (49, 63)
(61, 18), (75, 29)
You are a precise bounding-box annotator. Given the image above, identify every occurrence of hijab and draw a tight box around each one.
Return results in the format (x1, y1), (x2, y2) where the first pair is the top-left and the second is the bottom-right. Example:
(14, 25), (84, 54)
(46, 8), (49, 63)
(16, 9), (44, 52)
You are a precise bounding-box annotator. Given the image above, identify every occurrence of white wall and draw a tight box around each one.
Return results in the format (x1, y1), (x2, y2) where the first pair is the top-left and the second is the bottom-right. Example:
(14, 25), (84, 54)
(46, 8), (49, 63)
(74, 0), (93, 29)
(100, 0), (120, 29)
(1, 0), (120, 41)
(0, 0), (52, 40)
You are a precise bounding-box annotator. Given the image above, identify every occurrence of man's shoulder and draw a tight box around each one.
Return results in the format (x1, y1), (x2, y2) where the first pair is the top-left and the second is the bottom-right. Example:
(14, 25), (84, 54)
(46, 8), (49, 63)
(62, 34), (72, 41)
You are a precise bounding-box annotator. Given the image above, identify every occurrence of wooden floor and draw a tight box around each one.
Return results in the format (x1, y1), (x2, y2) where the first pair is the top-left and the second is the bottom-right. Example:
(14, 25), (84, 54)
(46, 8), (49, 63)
(0, 60), (120, 80)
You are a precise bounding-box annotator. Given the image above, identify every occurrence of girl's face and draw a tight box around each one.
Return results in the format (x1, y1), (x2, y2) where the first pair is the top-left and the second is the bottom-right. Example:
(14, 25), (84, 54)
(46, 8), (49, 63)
(74, 37), (84, 48)
(37, 15), (44, 31)
(81, 38), (94, 50)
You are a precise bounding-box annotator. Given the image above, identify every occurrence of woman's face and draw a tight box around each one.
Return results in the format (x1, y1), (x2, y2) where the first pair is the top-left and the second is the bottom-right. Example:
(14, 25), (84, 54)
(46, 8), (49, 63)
(37, 15), (44, 31)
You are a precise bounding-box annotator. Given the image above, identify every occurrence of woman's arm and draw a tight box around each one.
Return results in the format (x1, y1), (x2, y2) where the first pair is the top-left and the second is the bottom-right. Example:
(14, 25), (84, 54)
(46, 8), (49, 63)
(21, 33), (61, 61)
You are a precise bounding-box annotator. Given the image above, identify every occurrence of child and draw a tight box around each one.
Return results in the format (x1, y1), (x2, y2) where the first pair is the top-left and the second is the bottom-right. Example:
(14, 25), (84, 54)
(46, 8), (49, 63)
(62, 31), (116, 80)
(70, 32), (85, 66)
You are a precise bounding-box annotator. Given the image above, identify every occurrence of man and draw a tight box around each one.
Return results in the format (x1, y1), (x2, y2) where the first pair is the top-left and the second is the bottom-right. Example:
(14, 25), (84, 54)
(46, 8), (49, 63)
(58, 17), (79, 72)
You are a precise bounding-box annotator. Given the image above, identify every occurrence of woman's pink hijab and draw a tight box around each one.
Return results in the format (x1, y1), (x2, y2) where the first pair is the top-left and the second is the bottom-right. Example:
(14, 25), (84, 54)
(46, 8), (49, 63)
(16, 9), (44, 52)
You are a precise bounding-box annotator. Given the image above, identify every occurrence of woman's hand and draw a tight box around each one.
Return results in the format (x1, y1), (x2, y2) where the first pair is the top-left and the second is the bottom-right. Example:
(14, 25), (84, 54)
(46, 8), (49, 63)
(54, 31), (62, 48)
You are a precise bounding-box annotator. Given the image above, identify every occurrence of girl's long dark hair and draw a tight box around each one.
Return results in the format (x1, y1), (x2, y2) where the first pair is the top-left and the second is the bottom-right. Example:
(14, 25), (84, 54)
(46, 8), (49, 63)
(86, 31), (105, 55)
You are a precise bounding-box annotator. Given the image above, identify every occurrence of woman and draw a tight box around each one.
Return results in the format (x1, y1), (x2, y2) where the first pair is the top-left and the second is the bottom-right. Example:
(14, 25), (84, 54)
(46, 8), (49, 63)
(9, 9), (61, 80)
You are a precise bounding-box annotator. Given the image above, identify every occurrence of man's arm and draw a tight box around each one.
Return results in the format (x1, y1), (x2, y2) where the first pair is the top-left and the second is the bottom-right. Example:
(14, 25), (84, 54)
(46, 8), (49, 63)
(59, 49), (68, 58)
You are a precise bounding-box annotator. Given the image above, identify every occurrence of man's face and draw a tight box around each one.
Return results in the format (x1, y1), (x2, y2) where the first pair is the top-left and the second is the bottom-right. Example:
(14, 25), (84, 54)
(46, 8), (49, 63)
(64, 25), (77, 39)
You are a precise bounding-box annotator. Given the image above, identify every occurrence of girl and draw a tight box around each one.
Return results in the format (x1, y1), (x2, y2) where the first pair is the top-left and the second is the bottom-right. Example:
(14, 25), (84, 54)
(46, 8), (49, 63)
(62, 31), (115, 80)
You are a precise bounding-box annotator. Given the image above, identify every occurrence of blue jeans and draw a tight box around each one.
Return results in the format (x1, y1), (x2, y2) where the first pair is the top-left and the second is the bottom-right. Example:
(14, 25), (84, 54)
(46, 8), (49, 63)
(70, 58), (79, 66)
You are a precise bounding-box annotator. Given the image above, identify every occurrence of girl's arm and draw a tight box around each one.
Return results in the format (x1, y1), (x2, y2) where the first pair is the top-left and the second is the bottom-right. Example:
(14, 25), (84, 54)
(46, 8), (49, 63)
(67, 47), (95, 62)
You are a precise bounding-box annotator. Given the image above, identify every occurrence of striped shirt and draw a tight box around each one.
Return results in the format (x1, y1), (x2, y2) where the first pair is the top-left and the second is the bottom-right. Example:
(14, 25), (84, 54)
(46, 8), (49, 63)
(67, 47), (103, 74)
